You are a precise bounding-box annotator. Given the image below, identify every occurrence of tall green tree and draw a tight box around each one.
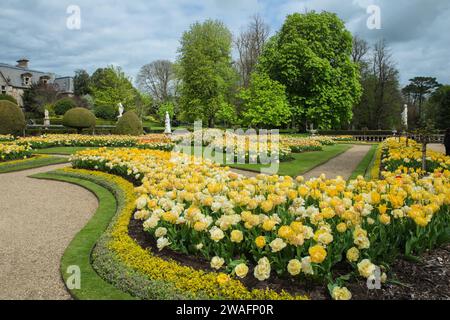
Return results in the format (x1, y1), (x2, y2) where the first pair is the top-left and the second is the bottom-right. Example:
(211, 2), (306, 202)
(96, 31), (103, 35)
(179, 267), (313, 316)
(73, 69), (91, 96)
(351, 39), (403, 130)
(177, 19), (237, 127)
(90, 66), (136, 109)
(22, 83), (59, 116)
(402, 77), (441, 125)
(259, 11), (361, 130)
(238, 73), (291, 128)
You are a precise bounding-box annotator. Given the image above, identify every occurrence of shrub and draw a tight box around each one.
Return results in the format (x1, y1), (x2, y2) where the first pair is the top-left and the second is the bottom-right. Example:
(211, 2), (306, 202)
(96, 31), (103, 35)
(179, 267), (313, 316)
(0, 94), (18, 105)
(54, 98), (78, 116)
(62, 108), (96, 133)
(0, 100), (26, 134)
(94, 105), (118, 120)
(115, 111), (143, 136)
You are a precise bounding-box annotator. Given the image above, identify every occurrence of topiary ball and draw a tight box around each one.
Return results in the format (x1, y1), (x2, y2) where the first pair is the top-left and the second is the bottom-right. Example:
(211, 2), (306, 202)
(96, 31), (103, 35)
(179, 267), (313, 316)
(62, 107), (96, 133)
(0, 94), (18, 105)
(115, 111), (143, 136)
(0, 100), (26, 134)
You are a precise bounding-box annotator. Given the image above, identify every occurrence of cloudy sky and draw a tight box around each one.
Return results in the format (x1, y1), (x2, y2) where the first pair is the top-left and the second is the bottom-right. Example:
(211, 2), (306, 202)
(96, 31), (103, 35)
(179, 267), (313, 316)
(1, 0), (449, 86)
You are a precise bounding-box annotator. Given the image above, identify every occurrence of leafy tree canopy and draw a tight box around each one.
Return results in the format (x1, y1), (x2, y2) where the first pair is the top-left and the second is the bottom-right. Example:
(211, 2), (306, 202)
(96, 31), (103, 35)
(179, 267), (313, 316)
(177, 19), (237, 127)
(238, 73), (291, 128)
(259, 11), (362, 130)
(90, 66), (136, 110)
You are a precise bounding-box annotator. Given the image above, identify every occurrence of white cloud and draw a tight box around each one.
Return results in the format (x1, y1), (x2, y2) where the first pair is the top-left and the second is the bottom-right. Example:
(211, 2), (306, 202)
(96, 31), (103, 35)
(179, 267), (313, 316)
(0, 0), (449, 85)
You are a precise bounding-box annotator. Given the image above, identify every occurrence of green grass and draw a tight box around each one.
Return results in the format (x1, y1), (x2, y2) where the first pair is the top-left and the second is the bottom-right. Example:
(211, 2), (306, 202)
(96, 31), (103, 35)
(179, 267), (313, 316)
(348, 144), (379, 181)
(33, 146), (94, 155)
(230, 144), (352, 176)
(30, 172), (136, 300)
(0, 156), (68, 173)
(185, 144), (351, 177)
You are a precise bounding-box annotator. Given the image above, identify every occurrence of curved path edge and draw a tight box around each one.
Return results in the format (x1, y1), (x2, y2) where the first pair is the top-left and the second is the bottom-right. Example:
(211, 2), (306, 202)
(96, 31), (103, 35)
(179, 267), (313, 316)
(0, 164), (96, 299)
(31, 171), (135, 300)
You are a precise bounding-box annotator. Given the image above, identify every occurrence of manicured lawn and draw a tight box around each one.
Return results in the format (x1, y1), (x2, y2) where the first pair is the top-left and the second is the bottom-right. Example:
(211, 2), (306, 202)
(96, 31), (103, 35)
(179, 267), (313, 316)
(33, 147), (94, 155)
(348, 144), (379, 180)
(229, 144), (352, 176)
(187, 144), (352, 177)
(31, 171), (136, 300)
(0, 155), (68, 173)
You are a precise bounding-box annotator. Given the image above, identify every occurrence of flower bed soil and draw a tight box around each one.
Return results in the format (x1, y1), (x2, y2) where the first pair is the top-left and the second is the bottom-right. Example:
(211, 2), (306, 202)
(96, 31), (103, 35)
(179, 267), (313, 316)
(128, 217), (449, 300)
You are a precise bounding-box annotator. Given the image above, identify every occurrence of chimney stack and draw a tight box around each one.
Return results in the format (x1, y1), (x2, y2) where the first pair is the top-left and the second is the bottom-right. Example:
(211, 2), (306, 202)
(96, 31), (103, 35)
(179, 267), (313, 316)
(16, 58), (29, 69)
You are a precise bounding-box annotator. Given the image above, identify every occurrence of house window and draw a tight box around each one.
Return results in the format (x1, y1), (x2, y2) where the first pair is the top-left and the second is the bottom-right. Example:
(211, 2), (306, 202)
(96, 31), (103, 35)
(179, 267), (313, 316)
(1, 86), (6, 94)
(40, 76), (50, 85)
(21, 73), (32, 86)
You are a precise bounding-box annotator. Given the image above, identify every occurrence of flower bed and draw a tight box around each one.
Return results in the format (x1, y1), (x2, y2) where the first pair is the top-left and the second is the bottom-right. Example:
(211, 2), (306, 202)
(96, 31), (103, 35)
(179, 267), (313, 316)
(17, 134), (173, 151)
(281, 137), (323, 153)
(0, 134), (15, 142)
(173, 129), (293, 162)
(71, 148), (450, 299)
(57, 168), (306, 300)
(329, 135), (354, 142)
(137, 134), (174, 151)
(0, 142), (32, 162)
(381, 137), (450, 175)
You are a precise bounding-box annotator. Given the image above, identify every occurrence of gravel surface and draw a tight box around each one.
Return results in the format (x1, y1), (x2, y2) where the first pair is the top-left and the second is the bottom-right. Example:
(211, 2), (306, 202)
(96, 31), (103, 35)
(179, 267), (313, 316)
(428, 143), (445, 154)
(231, 145), (372, 180)
(0, 164), (98, 300)
(302, 145), (372, 180)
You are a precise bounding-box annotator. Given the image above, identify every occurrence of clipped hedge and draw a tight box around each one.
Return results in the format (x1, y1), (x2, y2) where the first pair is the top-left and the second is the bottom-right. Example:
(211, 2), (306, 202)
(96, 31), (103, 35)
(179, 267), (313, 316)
(0, 100), (26, 134)
(62, 108), (96, 133)
(115, 111), (143, 136)
(0, 94), (18, 105)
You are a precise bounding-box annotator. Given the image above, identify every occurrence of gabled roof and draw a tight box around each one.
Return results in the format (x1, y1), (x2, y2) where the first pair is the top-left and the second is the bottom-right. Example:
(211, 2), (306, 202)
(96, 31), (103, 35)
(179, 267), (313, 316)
(0, 62), (55, 88)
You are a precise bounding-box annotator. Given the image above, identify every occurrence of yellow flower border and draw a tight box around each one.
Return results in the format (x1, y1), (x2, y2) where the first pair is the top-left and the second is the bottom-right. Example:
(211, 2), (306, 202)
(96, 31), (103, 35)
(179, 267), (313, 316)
(369, 143), (383, 180)
(61, 168), (308, 300)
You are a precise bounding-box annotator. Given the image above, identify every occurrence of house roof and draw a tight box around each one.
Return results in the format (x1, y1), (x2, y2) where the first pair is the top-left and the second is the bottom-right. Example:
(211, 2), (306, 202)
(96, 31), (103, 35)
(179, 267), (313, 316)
(0, 62), (56, 89)
(0, 62), (74, 94)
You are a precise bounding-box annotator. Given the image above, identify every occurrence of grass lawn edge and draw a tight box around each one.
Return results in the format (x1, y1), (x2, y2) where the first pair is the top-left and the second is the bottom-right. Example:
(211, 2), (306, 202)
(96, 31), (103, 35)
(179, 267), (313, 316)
(229, 144), (352, 177)
(30, 171), (136, 300)
(0, 155), (68, 174)
(348, 144), (379, 181)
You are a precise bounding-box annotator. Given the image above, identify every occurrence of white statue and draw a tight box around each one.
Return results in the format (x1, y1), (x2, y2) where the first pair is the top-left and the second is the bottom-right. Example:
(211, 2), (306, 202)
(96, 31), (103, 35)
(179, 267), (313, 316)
(117, 103), (124, 119)
(44, 108), (50, 127)
(164, 111), (172, 135)
(402, 104), (408, 129)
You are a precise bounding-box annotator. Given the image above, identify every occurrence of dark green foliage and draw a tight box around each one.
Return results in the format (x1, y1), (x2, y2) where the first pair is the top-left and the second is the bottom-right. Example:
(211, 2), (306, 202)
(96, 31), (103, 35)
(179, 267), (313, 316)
(177, 19), (237, 127)
(428, 85), (450, 130)
(22, 83), (59, 116)
(0, 100), (26, 134)
(403, 77), (441, 126)
(94, 105), (118, 120)
(54, 97), (78, 115)
(74, 69), (91, 96)
(62, 107), (96, 133)
(0, 94), (18, 105)
(115, 111), (143, 136)
(238, 73), (291, 128)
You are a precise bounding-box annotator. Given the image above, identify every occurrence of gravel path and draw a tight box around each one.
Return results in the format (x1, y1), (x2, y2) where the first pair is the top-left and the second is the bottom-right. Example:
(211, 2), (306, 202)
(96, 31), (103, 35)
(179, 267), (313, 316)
(231, 145), (372, 180)
(0, 164), (98, 300)
(428, 143), (446, 154)
(302, 145), (372, 180)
